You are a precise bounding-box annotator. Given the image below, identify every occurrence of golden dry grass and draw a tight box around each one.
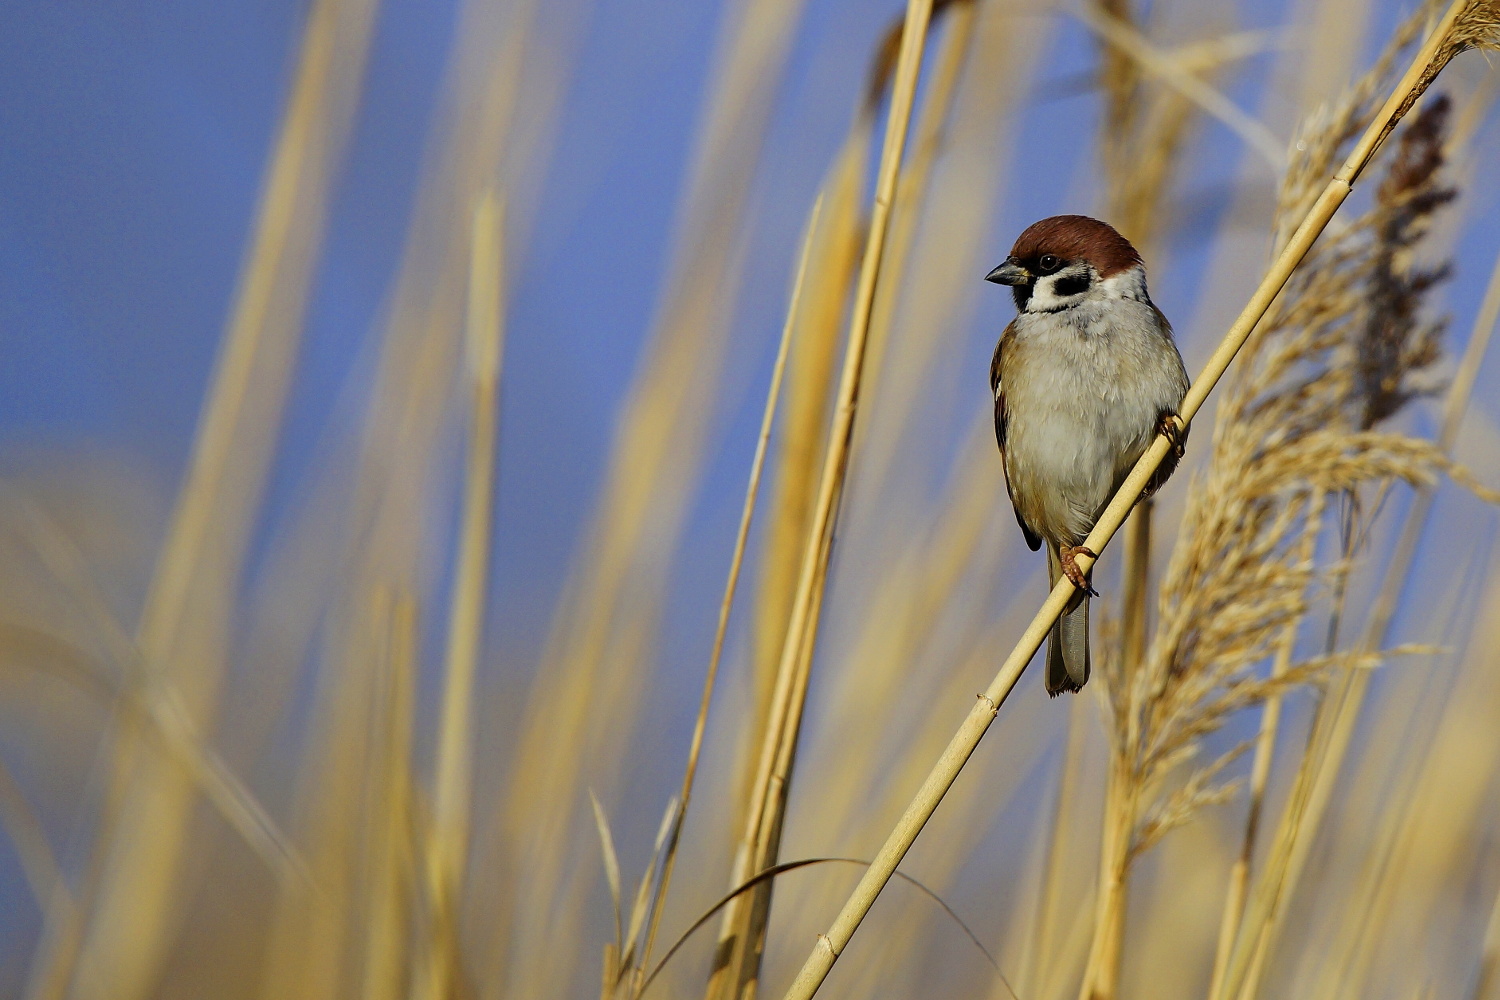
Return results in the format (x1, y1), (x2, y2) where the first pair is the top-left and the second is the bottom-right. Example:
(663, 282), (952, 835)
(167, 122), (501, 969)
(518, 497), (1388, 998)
(4, 1), (1500, 1000)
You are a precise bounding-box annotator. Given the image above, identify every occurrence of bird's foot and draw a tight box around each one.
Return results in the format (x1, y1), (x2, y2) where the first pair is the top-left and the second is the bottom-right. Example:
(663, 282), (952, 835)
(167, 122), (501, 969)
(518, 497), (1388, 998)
(1157, 411), (1186, 458)
(1060, 545), (1099, 597)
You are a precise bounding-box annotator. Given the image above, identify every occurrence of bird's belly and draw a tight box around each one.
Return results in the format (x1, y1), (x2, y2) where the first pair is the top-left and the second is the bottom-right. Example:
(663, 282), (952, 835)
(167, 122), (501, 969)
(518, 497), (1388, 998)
(1004, 355), (1166, 546)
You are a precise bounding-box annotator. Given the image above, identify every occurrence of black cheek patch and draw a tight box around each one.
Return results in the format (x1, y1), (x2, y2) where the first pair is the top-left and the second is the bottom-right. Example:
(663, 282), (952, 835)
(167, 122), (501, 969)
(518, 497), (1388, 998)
(1011, 284), (1032, 311)
(1053, 273), (1092, 297)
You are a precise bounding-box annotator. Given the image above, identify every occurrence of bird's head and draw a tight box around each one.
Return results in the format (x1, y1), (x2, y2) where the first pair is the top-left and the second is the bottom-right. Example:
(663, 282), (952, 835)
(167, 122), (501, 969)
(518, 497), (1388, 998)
(985, 215), (1146, 314)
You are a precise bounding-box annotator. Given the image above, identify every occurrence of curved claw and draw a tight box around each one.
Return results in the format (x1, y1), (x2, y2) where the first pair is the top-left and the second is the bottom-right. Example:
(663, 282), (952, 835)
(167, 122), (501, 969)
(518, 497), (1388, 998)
(1060, 545), (1099, 597)
(1157, 411), (1186, 458)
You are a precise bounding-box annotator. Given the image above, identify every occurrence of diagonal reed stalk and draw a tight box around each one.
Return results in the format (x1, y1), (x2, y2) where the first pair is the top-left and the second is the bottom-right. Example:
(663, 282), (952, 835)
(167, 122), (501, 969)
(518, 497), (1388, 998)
(627, 196), (822, 999)
(706, 1), (937, 995)
(415, 190), (507, 1000)
(779, 3), (1487, 996)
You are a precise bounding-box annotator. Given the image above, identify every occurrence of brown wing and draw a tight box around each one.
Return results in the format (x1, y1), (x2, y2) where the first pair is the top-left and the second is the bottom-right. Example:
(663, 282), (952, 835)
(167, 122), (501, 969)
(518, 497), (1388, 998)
(1142, 302), (1189, 498)
(991, 323), (1042, 551)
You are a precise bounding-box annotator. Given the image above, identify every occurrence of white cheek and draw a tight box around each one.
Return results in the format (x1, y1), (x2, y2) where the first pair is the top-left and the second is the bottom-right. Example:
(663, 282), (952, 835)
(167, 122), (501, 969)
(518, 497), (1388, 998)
(1026, 271), (1087, 313)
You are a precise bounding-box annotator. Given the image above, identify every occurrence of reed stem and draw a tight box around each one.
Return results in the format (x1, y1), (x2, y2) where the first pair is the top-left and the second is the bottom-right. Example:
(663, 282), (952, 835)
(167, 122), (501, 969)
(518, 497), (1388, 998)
(417, 191), (506, 1000)
(706, 1), (938, 995)
(635, 197), (821, 995)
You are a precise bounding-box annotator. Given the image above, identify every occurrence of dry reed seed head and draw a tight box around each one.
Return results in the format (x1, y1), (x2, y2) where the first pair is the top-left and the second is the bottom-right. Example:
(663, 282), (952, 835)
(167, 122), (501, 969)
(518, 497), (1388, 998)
(1357, 93), (1456, 429)
(1383, 0), (1500, 139)
(1098, 23), (1482, 862)
(1274, 0), (1448, 246)
(1452, 0), (1500, 49)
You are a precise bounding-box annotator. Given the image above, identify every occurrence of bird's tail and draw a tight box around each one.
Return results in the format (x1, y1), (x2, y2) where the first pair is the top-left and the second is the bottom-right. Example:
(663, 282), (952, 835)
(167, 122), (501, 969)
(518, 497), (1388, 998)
(1045, 544), (1090, 695)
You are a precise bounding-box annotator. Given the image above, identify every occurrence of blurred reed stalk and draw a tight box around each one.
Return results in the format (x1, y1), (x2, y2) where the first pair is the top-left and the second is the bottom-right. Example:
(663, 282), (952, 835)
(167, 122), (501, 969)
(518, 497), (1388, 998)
(855, 0), (976, 442)
(741, 121), (865, 815)
(781, 4), (1496, 997)
(358, 589), (418, 1000)
(256, 0), (545, 994)
(1016, 694), (1088, 999)
(708, 113), (859, 1000)
(706, 2), (938, 996)
(416, 190), (507, 1000)
(608, 195), (821, 1000)
(1453, 253), (1500, 1000)
(35, 0), (383, 997)
(499, 0), (808, 990)
(1085, 0), (1174, 711)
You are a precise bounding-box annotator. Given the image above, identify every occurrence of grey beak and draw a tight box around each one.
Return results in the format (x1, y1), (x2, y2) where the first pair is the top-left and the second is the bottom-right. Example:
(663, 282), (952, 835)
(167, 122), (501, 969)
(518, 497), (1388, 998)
(985, 259), (1030, 286)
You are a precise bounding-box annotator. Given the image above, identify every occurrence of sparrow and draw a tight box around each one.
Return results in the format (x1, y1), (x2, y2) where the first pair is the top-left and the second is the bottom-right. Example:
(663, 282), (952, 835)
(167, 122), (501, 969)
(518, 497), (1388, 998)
(985, 215), (1189, 695)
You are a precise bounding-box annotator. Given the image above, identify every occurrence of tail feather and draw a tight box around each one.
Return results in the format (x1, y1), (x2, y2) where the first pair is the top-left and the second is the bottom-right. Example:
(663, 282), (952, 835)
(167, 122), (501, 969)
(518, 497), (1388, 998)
(1045, 545), (1091, 695)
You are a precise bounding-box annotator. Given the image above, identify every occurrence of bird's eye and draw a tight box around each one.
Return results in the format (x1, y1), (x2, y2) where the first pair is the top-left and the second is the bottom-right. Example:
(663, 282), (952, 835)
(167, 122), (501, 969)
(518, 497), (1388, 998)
(1038, 254), (1061, 273)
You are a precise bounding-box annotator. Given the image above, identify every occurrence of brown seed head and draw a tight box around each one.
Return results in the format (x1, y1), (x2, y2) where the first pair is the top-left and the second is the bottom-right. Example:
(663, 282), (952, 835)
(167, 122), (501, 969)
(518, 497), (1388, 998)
(1009, 215), (1143, 278)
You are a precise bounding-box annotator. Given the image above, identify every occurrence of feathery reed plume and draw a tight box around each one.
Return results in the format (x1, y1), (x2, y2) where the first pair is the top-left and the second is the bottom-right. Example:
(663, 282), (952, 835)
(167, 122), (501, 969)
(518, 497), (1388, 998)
(707, 3), (938, 994)
(1204, 13), (1464, 989)
(1325, 90), (1456, 646)
(1222, 94), (1500, 1000)
(780, 4), (1493, 996)
(1357, 96), (1454, 431)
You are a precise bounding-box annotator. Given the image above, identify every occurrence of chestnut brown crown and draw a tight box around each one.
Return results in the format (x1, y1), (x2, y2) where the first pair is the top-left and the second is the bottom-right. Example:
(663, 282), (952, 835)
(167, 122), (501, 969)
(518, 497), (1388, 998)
(1008, 215), (1142, 278)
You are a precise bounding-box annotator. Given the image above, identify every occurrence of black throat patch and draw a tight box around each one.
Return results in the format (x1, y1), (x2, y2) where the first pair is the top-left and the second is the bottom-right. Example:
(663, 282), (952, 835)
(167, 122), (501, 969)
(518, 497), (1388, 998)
(1011, 284), (1032, 311)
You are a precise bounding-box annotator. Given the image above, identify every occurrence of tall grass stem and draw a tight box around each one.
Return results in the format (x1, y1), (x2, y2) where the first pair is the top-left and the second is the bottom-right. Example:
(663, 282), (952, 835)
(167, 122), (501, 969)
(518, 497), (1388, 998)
(634, 196), (822, 993)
